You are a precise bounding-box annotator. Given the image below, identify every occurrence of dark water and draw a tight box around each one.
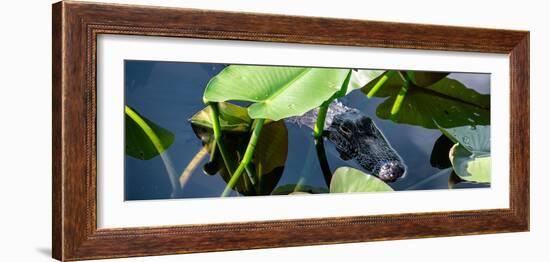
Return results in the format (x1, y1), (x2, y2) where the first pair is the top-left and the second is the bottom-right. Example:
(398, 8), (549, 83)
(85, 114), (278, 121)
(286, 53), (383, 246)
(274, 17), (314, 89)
(124, 60), (490, 201)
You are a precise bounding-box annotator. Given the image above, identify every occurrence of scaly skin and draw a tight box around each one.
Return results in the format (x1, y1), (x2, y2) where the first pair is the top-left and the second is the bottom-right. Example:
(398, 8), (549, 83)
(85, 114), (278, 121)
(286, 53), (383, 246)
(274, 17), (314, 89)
(325, 108), (406, 182)
(288, 101), (407, 182)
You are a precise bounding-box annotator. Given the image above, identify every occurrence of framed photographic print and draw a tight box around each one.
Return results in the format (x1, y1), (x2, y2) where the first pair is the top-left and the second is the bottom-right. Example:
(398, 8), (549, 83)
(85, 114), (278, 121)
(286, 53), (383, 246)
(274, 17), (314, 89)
(52, 1), (529, 261)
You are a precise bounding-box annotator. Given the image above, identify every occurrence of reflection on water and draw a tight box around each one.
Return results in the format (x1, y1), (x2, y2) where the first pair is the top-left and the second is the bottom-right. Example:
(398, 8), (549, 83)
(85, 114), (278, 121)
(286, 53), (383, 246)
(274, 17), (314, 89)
(124, 61), (490, 200)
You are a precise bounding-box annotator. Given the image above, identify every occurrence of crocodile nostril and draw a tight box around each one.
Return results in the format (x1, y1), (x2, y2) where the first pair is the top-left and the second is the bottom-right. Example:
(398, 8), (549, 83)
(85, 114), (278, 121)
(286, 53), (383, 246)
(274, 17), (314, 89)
(378, 161), (406, 182)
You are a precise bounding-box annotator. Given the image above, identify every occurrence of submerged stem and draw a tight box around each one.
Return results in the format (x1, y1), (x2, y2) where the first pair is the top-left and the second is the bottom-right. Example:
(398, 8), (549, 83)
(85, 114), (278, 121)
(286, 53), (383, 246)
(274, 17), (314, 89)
(315, 139), (332, 187)
(209, 102), (255, 195)
(221, 118), (266, 197)
(314, 104), (333, 187)
(367, 70), (396, 98)
(314, 105), (329, 139)
(179, 147), (209, 191)
(313, 70), (353, 187)
(208, 102), (236, 174)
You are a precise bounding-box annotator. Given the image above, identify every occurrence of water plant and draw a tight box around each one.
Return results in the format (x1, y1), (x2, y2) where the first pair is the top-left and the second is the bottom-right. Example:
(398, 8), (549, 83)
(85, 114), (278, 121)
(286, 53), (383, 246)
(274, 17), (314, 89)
(124, 105), (181, 197)
(437, 123), (491, 183)
(125, 64), (491, 198)
(362, 71), (490, 128)
(200, 66), (392, 196)
(189, 102), (288, 196)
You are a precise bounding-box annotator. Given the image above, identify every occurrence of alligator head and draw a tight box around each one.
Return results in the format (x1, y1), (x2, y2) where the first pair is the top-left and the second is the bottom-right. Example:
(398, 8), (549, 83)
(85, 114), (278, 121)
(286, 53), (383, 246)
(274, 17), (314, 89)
(325, 109), (406, 182)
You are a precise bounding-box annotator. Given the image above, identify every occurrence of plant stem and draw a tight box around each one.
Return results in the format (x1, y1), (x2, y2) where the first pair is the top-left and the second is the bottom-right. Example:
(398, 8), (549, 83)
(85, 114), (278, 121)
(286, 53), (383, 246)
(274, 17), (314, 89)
(316, 139), (332, 187)
(397, 71), (409, 82)
(367, 70), (396, 98)
(208, 102), (236, 174)
(179, 147), (208, 191)
(390, 72), (411, 120)
(124, 106), (182, 197)
(312, 70), (353, 186)
(314, 105), (329, 139)
(221, 118), (266, 197)
(314, 104), (333, 186)
(245, 164), (257, 187)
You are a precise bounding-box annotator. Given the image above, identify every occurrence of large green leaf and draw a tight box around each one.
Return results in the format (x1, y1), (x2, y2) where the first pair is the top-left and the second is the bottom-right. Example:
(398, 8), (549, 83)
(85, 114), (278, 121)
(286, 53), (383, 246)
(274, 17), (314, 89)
(347, 69), (385, 95)
(362, 73), (490, 128)
(125, 106), (174, 160)
(189, 102), (288, 195)
(406, 71), (449, 87)
(438, 124), (491, 183)
(330, 167), (393, 193)
(203, 65), (351, 121)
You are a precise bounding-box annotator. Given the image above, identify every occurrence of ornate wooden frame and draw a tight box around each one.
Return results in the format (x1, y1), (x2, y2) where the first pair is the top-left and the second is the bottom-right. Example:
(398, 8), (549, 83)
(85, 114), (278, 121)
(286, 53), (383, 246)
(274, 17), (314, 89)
(52, 1), (530, 261)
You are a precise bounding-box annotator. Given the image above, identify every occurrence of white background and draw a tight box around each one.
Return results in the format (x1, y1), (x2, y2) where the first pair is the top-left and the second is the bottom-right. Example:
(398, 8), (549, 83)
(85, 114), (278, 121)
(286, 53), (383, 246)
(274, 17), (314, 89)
(0, 0), (546, 261)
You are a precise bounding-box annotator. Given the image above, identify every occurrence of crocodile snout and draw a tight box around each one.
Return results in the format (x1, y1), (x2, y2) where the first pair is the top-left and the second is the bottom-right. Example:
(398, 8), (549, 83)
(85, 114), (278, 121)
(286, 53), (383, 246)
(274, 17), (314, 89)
(325, 109), (406, 183)
(377, 161), (406, 182)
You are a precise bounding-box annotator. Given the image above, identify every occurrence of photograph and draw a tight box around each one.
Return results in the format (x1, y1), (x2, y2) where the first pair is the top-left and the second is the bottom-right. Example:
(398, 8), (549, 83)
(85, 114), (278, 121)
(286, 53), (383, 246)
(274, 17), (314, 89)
(0, 0), (539, 261)
(124, 61), (491, 200)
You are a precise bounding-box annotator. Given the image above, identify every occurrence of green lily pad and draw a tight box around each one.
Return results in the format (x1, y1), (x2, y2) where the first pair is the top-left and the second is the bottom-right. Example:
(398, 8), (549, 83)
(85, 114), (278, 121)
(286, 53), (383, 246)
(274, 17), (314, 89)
(125, 106), (174, 160)
(437, 124), (490, 155)
(189, 102), (251, 132)
(448, 171), (490, 189)
(330, 167), (393, 193)
(449, 144), (491, 183)
(438, 123), (491, 183)
(272, 184), (329, 195)
(189, 102), (288, 195)
(203, 65), (351, 121)
(362, 73), (490, 129)
(254, 120), (289, 192)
